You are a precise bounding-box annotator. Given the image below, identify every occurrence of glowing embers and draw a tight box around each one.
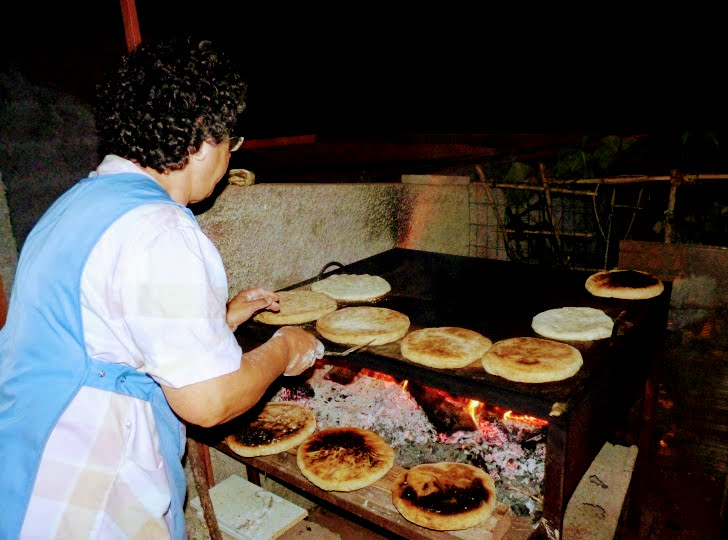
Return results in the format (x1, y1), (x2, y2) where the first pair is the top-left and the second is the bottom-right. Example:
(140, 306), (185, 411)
(273, 364), (548, 518)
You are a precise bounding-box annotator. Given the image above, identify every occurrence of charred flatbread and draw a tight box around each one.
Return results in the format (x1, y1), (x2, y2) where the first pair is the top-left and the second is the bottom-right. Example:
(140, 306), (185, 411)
(316, 306), (410, 346)
(253, 290), (337, 325)
(400, 327), (492, 369)
(310, 273), (391, 302)
(585, 269), (664, 300)
(226, 402), (316, 457)
(531, 306), (614, 341)
(391, 462), (497, 531)
(482, 337), (583, 383)
(297, 427), (395, 491)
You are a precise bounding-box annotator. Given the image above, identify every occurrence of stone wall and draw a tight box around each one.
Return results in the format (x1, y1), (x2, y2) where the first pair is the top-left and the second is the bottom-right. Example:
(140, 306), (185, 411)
(0, 174), (17, 296)
(196, 181), (470, 295)
(0, 66), (99, 251)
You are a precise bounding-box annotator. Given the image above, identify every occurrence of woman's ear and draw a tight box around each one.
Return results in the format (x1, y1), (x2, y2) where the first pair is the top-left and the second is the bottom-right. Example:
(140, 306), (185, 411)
(190, 141), (214, 161)
(191, 148), (207, 161)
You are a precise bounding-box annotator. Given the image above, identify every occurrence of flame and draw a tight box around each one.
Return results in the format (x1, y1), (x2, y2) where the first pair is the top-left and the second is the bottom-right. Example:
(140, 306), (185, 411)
(502, 410), (549, 428)
(428, 387), (470, 409)
(357, 368), (548, 429)
(468, 400), (483, 427)
(360, 368), (398, 384)
(360, 368), (409, 397)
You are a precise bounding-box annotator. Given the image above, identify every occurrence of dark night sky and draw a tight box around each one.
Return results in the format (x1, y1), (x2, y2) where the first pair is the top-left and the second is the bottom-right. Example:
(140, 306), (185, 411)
(2, 2), (724, 138)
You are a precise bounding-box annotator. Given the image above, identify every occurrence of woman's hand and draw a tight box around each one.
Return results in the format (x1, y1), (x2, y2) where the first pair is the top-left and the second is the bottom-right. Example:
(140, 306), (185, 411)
(226, 287), (280, 331)
(272, 326), (325, 376)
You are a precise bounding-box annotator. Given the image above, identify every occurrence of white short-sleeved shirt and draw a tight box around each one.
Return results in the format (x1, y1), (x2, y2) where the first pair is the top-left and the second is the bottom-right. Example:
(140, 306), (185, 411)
(21, 156), (242, 539)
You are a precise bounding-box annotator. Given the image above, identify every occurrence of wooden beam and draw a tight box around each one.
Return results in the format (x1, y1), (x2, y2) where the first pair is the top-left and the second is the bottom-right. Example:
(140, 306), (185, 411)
(119, 0), (142, 52)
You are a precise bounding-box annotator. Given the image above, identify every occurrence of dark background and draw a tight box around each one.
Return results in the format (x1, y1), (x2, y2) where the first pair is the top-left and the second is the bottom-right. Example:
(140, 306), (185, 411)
(2, 2), (724, 138)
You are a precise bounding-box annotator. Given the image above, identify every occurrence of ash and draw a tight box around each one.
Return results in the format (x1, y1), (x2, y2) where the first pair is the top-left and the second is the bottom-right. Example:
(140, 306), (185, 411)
(272, 364), (545, 519)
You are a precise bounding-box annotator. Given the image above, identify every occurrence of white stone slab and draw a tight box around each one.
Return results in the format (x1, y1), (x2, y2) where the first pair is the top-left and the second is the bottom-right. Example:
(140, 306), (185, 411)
(562, 442), (638, 540)
(190, 475), (308, 540)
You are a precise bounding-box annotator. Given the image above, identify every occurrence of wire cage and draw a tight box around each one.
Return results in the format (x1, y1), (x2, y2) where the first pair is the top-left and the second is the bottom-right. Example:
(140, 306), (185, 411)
(468, 178), (668, 271)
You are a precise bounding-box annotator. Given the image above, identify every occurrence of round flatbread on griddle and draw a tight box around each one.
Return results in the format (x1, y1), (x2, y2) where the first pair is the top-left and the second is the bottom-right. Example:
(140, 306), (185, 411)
(531, 307), (614, 341)
(400, 327), (492, 369)
(316, 306), (410, 346)
(311, 273), (391, 302)
(297, 427), (395, 491)
(391, 462), (497, 531)
(482, 337), (583, 383)
(253, 290), (337, 325)
(585, 269), (664, 300)
(226, 402), (316, 457)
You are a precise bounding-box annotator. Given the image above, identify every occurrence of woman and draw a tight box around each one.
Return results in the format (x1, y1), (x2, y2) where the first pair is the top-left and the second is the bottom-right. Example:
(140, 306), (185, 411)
(0, 37), (323, 539)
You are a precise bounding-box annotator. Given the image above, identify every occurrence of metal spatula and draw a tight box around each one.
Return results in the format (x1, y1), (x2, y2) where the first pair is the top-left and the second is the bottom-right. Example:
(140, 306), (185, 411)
(323, 339), (375, 357)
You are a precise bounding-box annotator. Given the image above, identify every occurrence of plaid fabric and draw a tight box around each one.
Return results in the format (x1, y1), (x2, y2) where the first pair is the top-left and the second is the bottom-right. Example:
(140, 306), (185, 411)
(21, 158), (241, 539)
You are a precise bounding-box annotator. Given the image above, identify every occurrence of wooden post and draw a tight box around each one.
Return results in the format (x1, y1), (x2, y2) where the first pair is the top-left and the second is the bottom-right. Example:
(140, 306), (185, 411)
(664, 170), (682, 244)
(119, 0), (142, 52)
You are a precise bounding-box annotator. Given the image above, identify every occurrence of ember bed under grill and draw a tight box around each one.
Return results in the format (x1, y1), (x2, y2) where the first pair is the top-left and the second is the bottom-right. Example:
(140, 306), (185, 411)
(191, 248), (670, 539)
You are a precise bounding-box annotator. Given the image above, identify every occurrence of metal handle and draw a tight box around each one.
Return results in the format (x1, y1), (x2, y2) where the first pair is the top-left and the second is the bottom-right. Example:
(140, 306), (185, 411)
(324, 339), (375, 357)
(317, 261), (344, 280)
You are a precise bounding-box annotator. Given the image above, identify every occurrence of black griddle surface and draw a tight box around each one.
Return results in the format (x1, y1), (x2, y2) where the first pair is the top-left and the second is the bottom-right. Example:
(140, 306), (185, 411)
(236, 248), (670, 419)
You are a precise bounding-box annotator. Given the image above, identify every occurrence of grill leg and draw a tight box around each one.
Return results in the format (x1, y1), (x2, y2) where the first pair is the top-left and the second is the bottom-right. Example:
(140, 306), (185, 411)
(246, 464), (262, 485)
(188, 438), (223, 540)
(541, 422), (567, 539)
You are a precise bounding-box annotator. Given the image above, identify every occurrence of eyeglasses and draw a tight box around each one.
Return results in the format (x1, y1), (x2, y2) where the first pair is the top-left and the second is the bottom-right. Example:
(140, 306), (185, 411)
(228, 136), (244, 153)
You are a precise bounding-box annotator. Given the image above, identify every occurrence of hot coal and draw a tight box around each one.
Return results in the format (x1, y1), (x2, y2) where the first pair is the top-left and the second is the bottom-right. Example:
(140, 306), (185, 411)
(273, 364), (546, 519)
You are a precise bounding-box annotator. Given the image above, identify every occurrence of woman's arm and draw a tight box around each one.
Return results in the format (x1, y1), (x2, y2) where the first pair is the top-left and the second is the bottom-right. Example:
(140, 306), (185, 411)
(161, 325), (320, 427)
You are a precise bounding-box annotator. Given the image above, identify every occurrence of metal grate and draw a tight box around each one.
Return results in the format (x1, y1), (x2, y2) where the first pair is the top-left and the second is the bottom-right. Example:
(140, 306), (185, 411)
(468, 179), (657, 270)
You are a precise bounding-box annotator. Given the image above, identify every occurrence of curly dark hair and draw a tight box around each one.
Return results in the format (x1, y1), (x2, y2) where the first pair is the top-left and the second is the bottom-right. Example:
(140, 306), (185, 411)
(94, 37), (247, 173)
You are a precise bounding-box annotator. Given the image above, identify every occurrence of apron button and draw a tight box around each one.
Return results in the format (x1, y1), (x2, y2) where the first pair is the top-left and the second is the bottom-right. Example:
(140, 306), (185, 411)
(98, 370), (105, 377)
(120, 376), (127, 383)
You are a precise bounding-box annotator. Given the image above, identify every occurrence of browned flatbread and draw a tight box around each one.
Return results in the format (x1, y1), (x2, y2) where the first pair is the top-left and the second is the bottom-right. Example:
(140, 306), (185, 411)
(585, 269), (664, 300)
(316, 306), (410, 346)
(392, 462), (497, 531)
(254, 290), (337, 325)
(226, 402), (316, 457)
(400, 327), (492, 369)
(297, 427), (395, 491)
(481, 337), (583, 383)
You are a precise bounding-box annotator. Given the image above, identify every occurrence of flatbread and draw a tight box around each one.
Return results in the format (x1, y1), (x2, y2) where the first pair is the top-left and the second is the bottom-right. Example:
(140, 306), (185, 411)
(254, 290), (337, 325)
(482, 337), (583, 383)
(531, 307), (614, 341)
(391, 462), (497, 531)
(297, 427), (395, 491)
(311, 273), (391, 302)
(225, 402), (316, 457)
(316, 306), (410, 346)
(585, 269), (664, 300)
(400, 327), (492, 369)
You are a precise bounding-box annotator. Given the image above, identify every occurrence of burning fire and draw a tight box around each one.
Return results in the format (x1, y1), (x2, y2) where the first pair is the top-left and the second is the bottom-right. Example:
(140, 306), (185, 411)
(344, 367), (548, 429)
(468, 399), (484, 426)
(502, 410), (549, 428)
(465, 399), (549, 430)
(360, 368), (409, 395)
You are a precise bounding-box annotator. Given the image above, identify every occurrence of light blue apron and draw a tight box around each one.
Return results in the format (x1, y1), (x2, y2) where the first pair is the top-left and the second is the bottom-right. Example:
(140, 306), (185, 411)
(0, 173), (192, 539)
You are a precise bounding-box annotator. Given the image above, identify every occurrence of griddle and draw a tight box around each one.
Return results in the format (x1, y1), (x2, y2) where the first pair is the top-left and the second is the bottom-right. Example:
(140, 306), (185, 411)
(234, 247), (671, 537)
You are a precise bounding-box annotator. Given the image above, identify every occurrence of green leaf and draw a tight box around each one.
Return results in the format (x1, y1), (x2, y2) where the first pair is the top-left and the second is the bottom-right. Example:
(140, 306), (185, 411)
(504, 162), (533, 184)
